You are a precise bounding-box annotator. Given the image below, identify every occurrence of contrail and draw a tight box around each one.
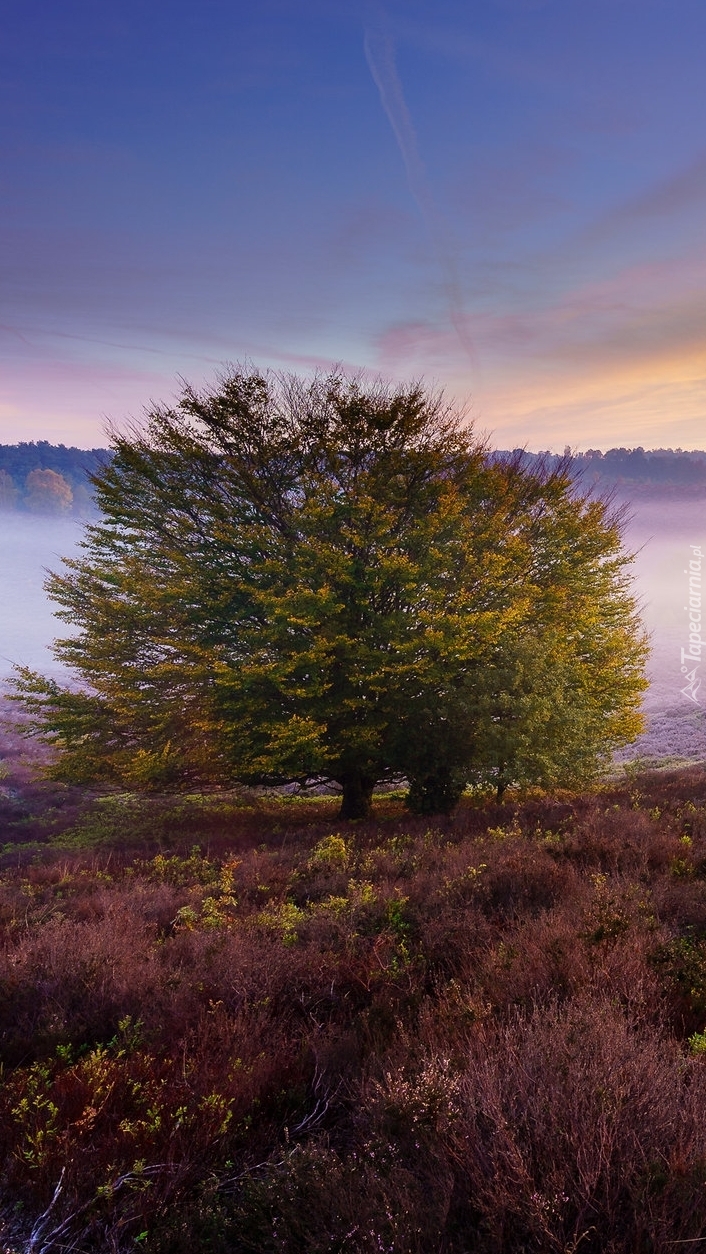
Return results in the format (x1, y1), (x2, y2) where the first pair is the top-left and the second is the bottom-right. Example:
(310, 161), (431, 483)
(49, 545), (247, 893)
(363, 11), (477, 366)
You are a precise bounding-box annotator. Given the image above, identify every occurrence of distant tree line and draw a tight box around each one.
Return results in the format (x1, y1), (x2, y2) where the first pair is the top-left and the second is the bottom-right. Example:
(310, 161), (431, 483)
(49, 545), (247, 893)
(498, 446), (706, 488)
(1, 441), (704, 517)
(0, 442), (110, 515)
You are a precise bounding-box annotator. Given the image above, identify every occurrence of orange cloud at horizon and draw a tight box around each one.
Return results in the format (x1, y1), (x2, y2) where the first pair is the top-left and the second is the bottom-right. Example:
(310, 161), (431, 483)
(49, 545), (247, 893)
(374, 250), (706, 451)
(470, 363), (706, 452)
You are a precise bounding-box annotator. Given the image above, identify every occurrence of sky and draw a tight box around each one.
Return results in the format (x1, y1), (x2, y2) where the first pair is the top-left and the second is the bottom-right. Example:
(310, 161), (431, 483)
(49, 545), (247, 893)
(2, 0), (706, 452)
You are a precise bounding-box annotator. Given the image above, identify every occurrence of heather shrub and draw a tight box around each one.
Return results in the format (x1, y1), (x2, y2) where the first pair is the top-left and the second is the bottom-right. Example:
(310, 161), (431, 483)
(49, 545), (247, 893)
(0, 767), (705, 1251)
(438, 996), (706, 1251)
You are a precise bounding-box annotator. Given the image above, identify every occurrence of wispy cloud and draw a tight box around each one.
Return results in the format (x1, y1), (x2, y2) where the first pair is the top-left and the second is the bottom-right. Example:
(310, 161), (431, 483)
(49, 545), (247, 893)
(0, 321), (224, 366)
(363, 5), (477, 368)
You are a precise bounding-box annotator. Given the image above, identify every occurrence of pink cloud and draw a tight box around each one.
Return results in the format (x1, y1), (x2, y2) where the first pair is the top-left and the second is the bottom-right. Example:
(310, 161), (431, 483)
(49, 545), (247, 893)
(376, 246), (706, 370)
(375, 320), (454, 368)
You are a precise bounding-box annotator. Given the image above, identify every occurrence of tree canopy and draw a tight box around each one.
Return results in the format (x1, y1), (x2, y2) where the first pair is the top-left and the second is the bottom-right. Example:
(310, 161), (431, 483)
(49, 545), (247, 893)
(14, 369), (648, 818)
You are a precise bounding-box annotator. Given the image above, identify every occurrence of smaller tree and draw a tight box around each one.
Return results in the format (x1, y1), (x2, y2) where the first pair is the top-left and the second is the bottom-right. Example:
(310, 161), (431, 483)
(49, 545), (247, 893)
(392, 468), (648, 811)
(0, 469), (18, 510)
(24, 469), (73, 514)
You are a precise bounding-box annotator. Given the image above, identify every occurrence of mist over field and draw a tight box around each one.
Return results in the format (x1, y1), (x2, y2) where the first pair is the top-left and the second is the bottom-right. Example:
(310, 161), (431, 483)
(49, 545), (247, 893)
(0, 496), (704, 765)
(0, 512), (81, 676)
(621, 496), (706, 763)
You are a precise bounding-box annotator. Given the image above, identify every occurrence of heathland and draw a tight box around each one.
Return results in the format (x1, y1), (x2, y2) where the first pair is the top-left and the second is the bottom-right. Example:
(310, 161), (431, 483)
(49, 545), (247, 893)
(1, 725), (706, 1251)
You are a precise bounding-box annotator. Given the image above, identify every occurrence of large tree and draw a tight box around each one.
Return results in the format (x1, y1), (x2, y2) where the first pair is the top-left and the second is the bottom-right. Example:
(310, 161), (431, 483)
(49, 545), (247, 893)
(14, 369), (648, 817)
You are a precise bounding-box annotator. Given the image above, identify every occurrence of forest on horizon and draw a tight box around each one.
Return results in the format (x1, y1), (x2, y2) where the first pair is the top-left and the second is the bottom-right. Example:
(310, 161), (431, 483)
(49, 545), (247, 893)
(1, 440), (706, 516)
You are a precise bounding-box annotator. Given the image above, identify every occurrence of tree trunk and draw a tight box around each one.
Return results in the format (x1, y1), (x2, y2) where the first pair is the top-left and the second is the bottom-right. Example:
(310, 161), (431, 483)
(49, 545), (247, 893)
(339, 772), (375, 820)
(495, 762), (508, 804)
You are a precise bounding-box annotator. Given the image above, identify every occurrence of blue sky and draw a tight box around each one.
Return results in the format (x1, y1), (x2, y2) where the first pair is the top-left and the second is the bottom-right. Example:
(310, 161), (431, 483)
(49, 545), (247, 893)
(2, 0), (706, 449)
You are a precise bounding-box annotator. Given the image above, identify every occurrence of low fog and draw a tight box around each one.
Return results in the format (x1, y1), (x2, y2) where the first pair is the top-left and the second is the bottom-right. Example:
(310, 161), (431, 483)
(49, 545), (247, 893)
(622, 498), (706, 762)
(1, 499), (704, 765)
(0, 513), (81, 676)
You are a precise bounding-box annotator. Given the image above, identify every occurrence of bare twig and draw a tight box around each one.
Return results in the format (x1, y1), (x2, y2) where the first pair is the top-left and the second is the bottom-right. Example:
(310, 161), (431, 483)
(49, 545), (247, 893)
(24, 1165), (171, 1254)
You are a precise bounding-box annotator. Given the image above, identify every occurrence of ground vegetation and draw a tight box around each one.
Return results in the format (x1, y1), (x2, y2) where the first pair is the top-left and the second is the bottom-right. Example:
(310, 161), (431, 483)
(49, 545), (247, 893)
(0, 743), (706, 1252)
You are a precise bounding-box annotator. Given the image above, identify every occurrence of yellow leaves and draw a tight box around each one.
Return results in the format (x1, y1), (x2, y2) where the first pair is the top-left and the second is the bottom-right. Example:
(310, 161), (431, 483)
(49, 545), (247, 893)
(255, 901), (305, 945)
(173, 892), (238, 931)
(307, 834), (351, 872)
(11, 1062), (60, 1167)
(244, 714), (326, 778)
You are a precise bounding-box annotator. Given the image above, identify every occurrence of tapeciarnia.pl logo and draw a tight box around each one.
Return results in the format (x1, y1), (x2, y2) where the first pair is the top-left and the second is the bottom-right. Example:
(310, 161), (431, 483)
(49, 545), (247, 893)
(681, 544), (703, 704)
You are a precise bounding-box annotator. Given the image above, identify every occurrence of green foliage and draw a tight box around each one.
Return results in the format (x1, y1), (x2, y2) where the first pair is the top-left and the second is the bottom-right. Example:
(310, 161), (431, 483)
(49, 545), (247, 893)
(0, 468), (19, 509)
(11, 1060), (60, 1167)
(652, 935), (706, 1020)
(255, 900), (306, 945)
(12, 368), (648, 817)
(306, 833), (351, 872)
